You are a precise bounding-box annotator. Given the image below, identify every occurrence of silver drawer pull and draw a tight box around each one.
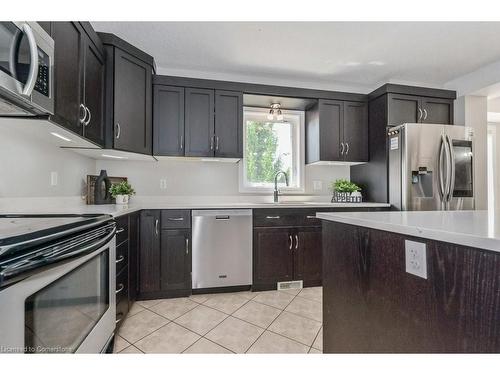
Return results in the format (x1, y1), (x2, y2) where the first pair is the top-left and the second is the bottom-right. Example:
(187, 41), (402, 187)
(266, 216), (280, 219)
(306, 215), (316, 219)
(115, 318), (122, 324)
(116, 228), (125, 234)
(115, 283), (125, 294)
(168, 217), (184, 221)
(116, 255), (125, 264)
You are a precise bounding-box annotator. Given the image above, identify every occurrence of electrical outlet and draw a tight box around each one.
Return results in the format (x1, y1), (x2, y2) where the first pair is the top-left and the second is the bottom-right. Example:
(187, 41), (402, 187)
(50, 171), (58, 186)
(313, 180), (323, 191)
(405, 240), (427, 279)
(160, 178), (167, 190)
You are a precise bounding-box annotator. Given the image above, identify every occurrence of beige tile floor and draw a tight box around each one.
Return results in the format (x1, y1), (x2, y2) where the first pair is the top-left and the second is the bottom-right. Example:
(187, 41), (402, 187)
(114, 287), (323, 354)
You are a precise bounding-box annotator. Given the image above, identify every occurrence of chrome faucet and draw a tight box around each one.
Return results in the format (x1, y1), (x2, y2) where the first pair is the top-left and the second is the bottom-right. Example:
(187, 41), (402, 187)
(273, 171), (289, 203)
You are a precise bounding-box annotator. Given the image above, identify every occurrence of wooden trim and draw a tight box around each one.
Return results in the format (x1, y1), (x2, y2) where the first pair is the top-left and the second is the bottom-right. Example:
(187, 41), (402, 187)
(368, 83), (456, 101)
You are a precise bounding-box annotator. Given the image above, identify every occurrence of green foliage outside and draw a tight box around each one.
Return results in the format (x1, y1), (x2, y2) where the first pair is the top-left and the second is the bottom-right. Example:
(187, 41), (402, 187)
(331, 179), (361, 193)
(246, 121), (285, 184)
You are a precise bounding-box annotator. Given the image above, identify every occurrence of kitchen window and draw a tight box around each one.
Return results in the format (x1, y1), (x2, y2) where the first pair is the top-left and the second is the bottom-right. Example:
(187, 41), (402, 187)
(239, 107), (304, 192)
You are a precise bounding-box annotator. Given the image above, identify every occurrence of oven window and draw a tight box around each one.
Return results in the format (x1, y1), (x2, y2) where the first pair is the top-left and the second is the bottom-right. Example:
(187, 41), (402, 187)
(24, 250), (109, 353)
(452, 140), (473, 197)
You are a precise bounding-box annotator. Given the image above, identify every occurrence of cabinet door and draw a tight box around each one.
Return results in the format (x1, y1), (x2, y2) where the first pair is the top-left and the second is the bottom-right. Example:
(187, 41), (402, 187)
(343, 101), (368, 162)
(294, 226), (322, 287)
(50, 22), (84, 134)
(82, 37), (105, 146)
(114, 49), (152, 154)
(421, 97), (453, 125)
(319, 100), (343, 161)
(387, 93), (421, 126)
(185, 88), (215, 157)
(128, 212), (140, 303)
(253, 227), (294, 289)
(160, 229), (191, 296)
(153, 85), (185, 156)
(139, 211), (161, 295)
(214, 90), (243, 158)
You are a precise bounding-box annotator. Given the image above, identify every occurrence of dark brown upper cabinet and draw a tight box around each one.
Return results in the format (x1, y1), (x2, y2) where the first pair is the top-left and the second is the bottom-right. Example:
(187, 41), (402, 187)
(48, 22), (105, 146)
(387, 93), (453, 126)
(184, 88), (215, 157)
(154, 85), (243, 158)
(99, 33), (154, 155)
(153, 85), (185, 156)
(306, 99), (368, 164)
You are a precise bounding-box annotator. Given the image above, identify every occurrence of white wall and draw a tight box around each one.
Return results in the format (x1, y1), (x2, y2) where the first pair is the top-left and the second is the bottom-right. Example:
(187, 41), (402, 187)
(95, 159), (349, 197)
(0, 125), (95, 198)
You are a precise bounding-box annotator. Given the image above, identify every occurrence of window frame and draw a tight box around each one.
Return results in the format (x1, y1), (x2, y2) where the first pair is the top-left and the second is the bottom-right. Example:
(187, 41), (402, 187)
(238, 106), (305, 194)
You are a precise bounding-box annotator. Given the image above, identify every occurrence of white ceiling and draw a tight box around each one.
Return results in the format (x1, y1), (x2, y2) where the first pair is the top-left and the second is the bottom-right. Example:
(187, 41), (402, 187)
(92, 22), (500, 93)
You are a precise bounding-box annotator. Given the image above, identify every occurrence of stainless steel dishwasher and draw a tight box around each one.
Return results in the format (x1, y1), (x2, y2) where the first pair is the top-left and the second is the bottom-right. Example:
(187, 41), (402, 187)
(192, 210), (252, 290)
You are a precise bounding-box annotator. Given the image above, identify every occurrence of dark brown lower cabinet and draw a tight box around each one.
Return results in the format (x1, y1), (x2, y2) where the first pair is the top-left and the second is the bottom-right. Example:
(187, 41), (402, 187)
(322, 221), (500, 353)
(253, 225), (322, 291)
(160, 229), (191, 298)
(137, 210), (192, 300)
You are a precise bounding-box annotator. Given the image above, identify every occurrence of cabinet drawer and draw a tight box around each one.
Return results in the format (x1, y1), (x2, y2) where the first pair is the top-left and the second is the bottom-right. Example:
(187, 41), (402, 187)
(253, 208), (322, 227)
(161, 210), (191, 229)
(116, 240), (128, 274)
(115, 215), (129, 245)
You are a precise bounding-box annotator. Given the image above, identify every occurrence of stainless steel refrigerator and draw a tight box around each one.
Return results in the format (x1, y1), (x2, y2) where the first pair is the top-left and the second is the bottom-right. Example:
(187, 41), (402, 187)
(388, 123), (475, 211)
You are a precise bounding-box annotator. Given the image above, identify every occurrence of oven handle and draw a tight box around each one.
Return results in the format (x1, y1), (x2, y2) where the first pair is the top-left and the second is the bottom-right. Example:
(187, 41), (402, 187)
(21, 23), (39, 97)
(0, 223), (116, 287)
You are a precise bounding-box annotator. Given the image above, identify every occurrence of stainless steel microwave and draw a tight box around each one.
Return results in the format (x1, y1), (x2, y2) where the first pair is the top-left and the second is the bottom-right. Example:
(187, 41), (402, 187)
(0, 22), (54, 116)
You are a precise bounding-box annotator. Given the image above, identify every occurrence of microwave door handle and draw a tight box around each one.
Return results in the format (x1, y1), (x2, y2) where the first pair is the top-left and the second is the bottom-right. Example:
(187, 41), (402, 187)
(446, 135), (455, 203)
(20, 23), (39, 97)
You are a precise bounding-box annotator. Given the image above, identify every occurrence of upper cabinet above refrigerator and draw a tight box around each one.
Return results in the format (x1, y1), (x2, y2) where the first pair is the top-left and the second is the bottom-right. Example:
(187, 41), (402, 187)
(387, 93), (454, 126)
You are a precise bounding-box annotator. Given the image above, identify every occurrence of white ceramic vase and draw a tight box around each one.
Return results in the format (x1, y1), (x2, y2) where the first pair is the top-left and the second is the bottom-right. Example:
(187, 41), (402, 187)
(115, 194), (129, 205)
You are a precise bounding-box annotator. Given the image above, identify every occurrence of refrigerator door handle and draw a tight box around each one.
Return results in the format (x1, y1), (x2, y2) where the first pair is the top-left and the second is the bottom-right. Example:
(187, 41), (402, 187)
(445, 135), (455, 203)
(438, 134), (447, 202)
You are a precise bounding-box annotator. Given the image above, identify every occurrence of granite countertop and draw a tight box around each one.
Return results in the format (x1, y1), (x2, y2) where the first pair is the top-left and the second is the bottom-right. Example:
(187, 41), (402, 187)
(316, 210), (500, 253)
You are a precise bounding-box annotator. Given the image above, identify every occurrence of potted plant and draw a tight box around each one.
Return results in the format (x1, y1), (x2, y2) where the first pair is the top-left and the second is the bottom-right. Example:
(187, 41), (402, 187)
(109, 181), (136, 205)
(330, 179), (362, 203)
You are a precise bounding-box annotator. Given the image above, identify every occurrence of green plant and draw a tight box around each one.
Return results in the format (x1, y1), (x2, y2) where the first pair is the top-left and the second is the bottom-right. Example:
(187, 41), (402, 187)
(109, 181), (136, 198)
(331, 179), (361, 194)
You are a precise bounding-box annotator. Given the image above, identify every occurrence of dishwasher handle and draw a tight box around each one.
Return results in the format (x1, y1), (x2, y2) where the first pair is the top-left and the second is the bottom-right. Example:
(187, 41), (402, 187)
(192, 209), (252, 218)
(215, 215), (230, 220)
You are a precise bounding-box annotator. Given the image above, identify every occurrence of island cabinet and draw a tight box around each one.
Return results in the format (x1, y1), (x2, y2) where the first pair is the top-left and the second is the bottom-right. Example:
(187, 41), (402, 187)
(137, 210), (192, 300)
(42, 22), (106, 146)
(153, 84), (243, 159)
(252, 209), (324, 291)
(99, 33), (154, 155)
(114, 212), (139, 329)
(305, 99), (368, 164)
(322, 221), (500, 353)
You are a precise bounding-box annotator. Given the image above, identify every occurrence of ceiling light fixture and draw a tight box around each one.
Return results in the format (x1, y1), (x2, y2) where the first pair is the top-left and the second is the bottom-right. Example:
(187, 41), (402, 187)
(50, 132), (72, 142)
(267, 103), (284, 121)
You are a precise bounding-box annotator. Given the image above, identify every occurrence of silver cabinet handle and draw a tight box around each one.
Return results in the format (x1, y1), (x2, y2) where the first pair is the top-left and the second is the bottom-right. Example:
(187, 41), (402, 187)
(266, 216), (280, 219)
(185, 237), (189, 255)
(423, 108), (428, 121)
(180, 135), (183, 150)
(295, 234), (299, 250)
(154, 218), (159, 236)
(345, 142), (350, 155)
(210, 136), (214, 150)
(85, 106), (91, 126)
(168, 217), (184, 221)
(116, 123), (121, 139)
(289, 235), (293, 250)
(116, 228), (125, 234)
(21, 23), (38, 97)
(116, 255), (125, 264)
(116, 317), (122, 324)
(79, 104), (87, 125)
(306, 215), (316, 219)
(215, 136), (219, 151)
(340, 142), (344, 155)
(418, 108), (423, 121)
(115, 283), (124, 294)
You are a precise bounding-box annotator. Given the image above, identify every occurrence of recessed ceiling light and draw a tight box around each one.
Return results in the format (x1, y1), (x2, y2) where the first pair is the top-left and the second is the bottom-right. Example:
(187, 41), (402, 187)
(343, 61), (361, 67)
(368, 61), (386, 66)
(50, 132), (72, 142)
(102, 154), (128, 160)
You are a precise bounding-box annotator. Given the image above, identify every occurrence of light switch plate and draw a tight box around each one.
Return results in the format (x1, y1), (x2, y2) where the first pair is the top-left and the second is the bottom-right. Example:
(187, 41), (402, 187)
(50, 171), (58, 186)
(313, 180), (323, 191)
(160, 178), (167, 190)
(405, 240), (427, 279)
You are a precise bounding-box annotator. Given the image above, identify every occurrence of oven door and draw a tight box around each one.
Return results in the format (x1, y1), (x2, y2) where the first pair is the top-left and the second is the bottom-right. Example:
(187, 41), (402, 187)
(0, 236), (116, 354)
(0, 21), (54, 115)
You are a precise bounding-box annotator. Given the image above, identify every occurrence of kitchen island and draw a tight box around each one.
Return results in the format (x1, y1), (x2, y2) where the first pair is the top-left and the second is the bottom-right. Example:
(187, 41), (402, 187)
(317, 210), (500, 353)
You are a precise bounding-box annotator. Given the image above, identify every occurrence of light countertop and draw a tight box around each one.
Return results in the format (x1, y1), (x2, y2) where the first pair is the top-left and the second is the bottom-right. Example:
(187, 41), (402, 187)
(316, 210), (500, 253)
